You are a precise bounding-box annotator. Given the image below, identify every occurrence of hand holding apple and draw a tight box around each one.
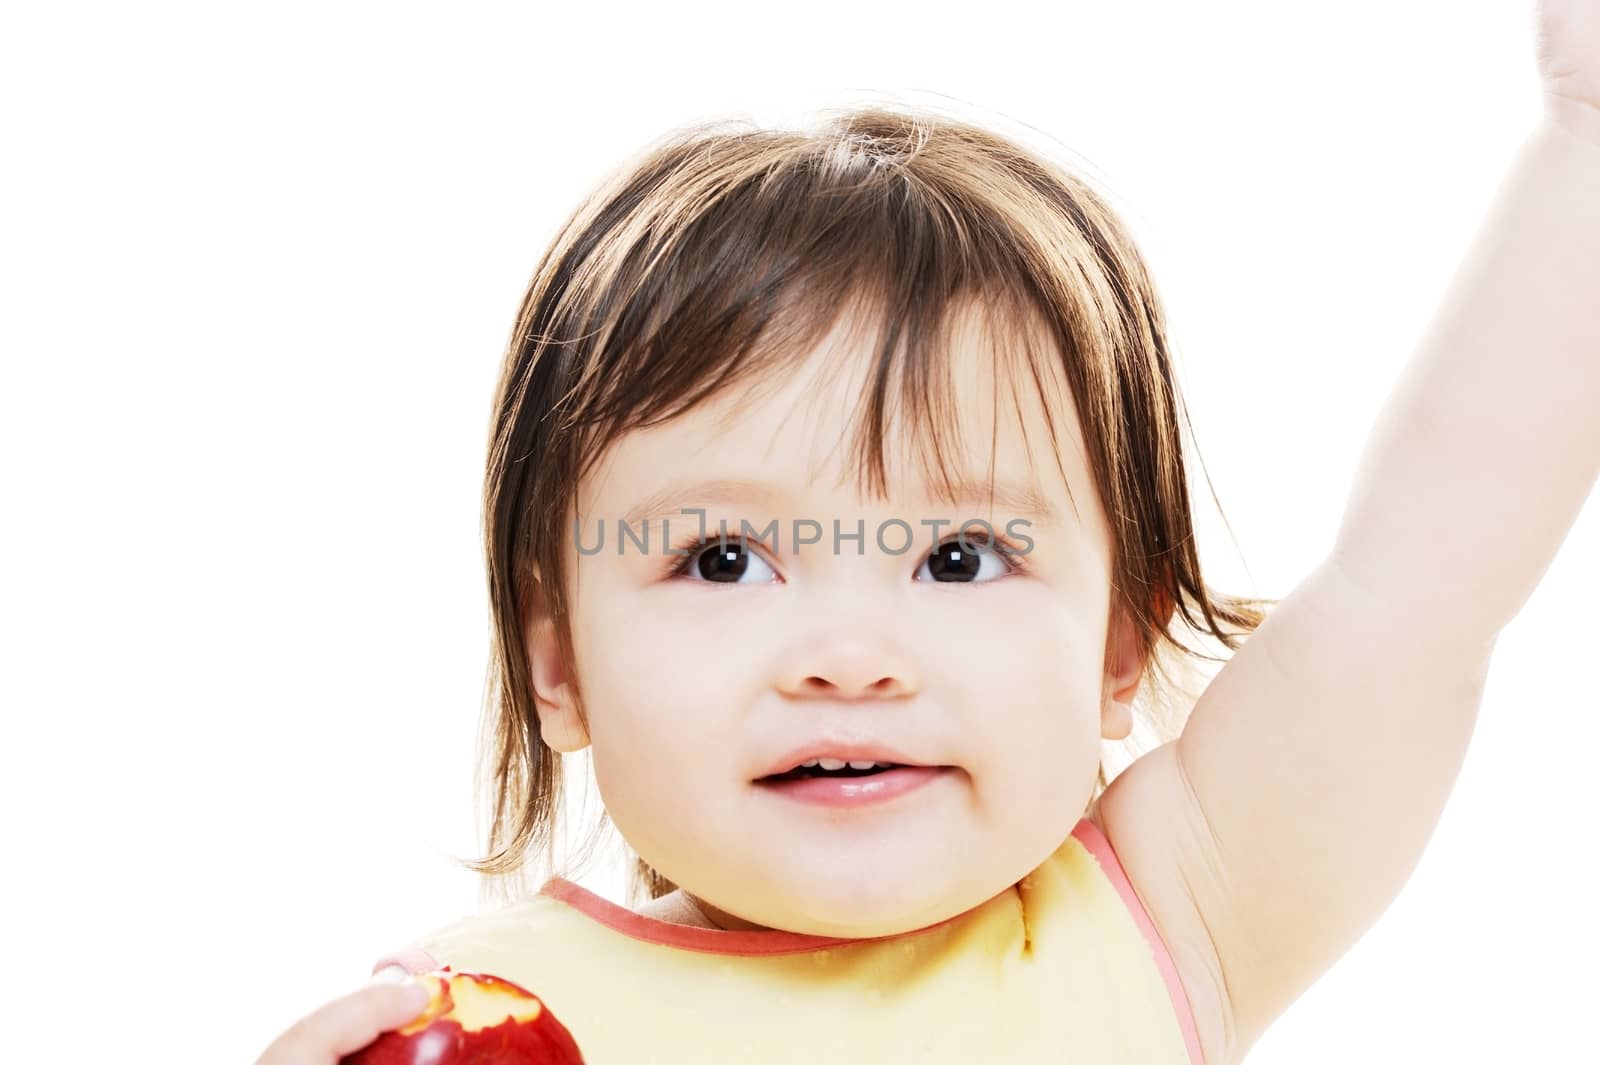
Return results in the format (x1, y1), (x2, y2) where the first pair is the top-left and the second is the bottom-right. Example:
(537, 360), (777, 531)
(337, 967), (586, 1065)
(254, 978), (439, 1065)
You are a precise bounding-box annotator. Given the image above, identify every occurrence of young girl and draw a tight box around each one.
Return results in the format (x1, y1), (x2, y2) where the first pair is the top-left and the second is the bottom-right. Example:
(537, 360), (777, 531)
(258, 5), (1600, 1063)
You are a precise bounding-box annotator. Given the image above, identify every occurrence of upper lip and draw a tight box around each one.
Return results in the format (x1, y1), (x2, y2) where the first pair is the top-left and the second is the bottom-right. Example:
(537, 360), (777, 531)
(755, 741), (944, 780)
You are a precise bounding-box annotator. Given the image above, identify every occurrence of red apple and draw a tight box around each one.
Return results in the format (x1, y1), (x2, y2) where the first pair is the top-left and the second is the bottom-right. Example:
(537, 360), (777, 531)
(341, 966), (585, 1065)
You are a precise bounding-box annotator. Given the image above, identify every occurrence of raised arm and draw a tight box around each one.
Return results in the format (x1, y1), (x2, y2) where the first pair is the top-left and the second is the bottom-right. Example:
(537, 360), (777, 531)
(1095, 114), (1600, 1063)
(1330, 119), (1600, 643)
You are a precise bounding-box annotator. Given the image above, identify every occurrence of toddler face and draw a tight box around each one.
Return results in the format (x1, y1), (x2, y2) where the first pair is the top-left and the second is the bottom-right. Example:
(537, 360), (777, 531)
(531, 306), (1142, 938)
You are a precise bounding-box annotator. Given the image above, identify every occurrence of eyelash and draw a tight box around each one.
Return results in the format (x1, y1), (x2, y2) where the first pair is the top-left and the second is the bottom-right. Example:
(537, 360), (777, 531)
(661, 527), (1034, 581)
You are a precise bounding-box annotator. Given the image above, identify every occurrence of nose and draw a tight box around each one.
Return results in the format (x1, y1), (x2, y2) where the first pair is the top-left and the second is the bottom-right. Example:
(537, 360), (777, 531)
(776, 633), (921, 700)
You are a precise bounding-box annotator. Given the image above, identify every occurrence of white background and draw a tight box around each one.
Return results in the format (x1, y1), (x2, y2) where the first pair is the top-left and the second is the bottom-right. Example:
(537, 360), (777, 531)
(3, 1), (1595, 1062)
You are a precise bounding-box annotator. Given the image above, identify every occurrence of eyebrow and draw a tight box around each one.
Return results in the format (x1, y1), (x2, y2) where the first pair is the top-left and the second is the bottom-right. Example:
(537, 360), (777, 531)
(619, 475), (1063, 531)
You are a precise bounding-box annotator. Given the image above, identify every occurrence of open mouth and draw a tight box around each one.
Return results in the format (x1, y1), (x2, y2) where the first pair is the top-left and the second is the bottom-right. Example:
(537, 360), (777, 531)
(759, 762), (928, 783)
(753, 763), (955, 806)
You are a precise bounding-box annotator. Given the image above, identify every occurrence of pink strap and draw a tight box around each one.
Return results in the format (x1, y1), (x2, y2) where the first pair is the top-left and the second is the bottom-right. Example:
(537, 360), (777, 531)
(1070, 818), (1205, 1065)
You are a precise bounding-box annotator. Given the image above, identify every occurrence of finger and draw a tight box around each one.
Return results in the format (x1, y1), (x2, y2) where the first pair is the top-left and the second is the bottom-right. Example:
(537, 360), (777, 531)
(273, 981), (430, 1065)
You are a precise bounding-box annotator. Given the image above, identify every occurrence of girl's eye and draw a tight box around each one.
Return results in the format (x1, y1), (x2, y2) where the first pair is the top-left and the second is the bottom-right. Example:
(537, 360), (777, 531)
(667, 531), (1026, 584)
(916, 534), (1018, 584)
(673, 536), (780, 585)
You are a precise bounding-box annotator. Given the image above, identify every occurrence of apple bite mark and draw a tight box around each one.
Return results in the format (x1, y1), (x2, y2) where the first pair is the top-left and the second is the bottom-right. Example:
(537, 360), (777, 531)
(392, 970), (455, 1035)
(340, 967), (586, 1065)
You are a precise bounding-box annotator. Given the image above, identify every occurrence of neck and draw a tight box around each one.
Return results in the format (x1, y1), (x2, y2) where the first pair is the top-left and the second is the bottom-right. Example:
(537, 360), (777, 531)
(641, 888), (770, 932)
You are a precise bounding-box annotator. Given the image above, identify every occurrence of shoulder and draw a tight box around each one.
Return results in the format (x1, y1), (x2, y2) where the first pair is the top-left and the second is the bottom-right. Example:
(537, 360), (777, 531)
(370, 944), (444, 977)
(1086, 750), (1241, 1065)
(367, 895), (582, 981)
(368, 910), (489, 979)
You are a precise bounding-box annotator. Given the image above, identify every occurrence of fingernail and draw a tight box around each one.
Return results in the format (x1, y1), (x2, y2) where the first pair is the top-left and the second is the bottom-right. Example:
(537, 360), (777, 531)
(372, 964), (410, 984)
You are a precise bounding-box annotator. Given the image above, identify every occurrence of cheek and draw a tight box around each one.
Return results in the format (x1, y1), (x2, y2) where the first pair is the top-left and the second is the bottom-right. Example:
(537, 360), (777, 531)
(571, 589), (746, 790)
(965, 600), (1105, 791)
(980, 594), (1101, 701)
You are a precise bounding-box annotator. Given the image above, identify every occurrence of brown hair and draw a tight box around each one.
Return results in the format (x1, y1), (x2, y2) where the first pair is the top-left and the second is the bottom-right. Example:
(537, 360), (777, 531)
(456, 100), (1276, 909)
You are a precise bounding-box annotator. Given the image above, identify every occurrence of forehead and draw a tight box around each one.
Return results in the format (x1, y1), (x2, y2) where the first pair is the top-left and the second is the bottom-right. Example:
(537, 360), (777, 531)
(582, 296), (1100, 532)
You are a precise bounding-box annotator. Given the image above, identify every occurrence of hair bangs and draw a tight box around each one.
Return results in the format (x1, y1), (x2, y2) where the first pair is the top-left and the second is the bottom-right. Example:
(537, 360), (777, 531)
(551, 134), (1080, 518)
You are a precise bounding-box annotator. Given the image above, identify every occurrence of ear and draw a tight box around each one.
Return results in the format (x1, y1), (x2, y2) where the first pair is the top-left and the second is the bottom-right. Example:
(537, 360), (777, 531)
(522, 564), (591, 754)
(1101, 602), (1144, 742)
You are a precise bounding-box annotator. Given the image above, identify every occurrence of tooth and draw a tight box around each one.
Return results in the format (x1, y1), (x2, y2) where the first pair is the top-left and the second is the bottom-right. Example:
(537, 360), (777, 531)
(817, 757), (847, 771)
(801, 759), (821, 768)
(847, 760), (879, 770)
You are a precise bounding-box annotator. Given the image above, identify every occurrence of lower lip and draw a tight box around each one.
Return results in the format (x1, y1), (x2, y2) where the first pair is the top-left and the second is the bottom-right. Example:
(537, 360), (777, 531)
(755, 766), (954, 807)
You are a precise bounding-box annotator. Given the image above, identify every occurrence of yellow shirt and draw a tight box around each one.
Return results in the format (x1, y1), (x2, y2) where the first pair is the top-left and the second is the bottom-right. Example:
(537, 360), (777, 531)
(373, 817), (1203, 1064)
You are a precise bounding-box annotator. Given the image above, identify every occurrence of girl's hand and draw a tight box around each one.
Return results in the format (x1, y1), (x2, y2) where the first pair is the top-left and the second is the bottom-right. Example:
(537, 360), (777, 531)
(253, 967), (429, 1065)
(1536, 0), (1600, 144)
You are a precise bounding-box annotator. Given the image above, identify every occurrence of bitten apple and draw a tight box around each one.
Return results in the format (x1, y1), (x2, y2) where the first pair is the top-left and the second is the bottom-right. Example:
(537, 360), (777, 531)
(341, 966), (585, 1065)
